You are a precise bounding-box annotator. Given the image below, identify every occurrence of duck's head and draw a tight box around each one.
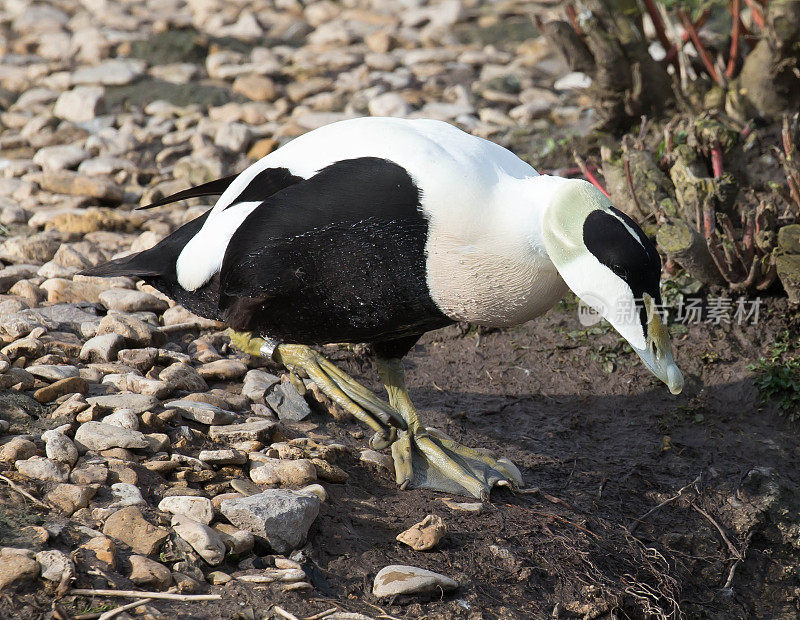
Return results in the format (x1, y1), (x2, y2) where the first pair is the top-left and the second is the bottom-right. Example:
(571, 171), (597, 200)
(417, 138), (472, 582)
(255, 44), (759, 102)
(540, 178), (683, 395)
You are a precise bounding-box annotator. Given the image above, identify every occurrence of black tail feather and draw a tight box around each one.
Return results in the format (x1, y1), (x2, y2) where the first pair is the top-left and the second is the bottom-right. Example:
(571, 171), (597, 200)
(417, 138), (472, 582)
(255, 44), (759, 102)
(136, 174), (239, 210)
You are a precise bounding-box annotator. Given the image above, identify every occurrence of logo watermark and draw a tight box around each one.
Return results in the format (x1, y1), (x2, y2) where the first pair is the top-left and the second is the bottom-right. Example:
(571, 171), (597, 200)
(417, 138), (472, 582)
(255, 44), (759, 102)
(576, 296), (762, 325)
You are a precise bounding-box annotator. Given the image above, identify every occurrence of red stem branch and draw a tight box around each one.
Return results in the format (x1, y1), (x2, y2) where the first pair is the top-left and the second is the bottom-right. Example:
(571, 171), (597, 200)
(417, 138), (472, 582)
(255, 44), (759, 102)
(711, 140), (724, 178)
(663, 10), (710, 65)
(726, 0), (741, 79)
(574, 153), (610, 198)
(678, 8), (724, 86)
(743, 0), (765, 29)
(565, 4), (583, 36)
(642, 0), (672, 51)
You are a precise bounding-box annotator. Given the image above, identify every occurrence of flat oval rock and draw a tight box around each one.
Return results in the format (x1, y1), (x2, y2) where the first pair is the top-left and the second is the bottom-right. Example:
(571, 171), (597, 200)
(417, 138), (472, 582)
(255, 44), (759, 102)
(372, 565), (457, 598)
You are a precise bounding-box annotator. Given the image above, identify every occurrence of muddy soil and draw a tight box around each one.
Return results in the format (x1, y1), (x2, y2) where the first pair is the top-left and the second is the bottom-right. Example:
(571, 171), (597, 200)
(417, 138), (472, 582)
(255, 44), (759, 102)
(4, 297), (800, 619)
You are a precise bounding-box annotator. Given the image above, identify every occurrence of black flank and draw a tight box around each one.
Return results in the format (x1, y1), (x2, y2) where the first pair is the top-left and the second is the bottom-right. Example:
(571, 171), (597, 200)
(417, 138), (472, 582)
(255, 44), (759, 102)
(583, 206), (662, 331)
(219, 157), (453, 349)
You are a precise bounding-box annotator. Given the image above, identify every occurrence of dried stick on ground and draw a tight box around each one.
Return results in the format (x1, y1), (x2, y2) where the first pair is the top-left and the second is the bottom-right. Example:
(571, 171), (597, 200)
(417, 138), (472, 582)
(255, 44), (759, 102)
(628, 475), (701, 533)
(69, 589), (221, 602)
(0, 473), (51, 509)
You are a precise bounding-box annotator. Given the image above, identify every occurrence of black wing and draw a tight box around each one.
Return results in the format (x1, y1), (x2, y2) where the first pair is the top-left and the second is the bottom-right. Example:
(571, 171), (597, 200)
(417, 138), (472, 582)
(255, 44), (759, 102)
(218, 157), (452, 345)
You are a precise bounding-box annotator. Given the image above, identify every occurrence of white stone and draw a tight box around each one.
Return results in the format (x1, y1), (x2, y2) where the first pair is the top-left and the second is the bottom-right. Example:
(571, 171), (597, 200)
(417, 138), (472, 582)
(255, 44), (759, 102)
(72, 59), (146, 86)
(45, 433), (78, 467)
(171, 515), (226, 565)
(74, 421), (149, 451)
(35, 550), (75, 582)
(53, 86), (105, 123)
(158, 496), (214, 524)
(110, 482), (145, 507)
(553, 72), (592, 91)
(368, 92), (410, 118)
(373, 565), (458, 597)
(33, 145), (91, 171)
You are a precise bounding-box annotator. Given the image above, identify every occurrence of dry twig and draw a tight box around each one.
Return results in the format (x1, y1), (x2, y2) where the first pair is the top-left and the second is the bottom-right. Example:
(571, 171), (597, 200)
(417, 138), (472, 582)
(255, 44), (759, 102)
(0, 473), (51, 509)
(69, 589), (221, 602)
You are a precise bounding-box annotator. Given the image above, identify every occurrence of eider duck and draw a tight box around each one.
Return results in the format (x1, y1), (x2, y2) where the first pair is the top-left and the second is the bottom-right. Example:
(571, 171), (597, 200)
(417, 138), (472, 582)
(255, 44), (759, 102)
(85, 117), (683, 500)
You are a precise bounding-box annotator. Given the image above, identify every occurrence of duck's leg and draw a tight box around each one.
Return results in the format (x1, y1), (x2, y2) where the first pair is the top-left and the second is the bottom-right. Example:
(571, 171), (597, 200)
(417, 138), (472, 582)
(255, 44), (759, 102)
(376, 357), (523, 500)
(229, 330), (405, 448)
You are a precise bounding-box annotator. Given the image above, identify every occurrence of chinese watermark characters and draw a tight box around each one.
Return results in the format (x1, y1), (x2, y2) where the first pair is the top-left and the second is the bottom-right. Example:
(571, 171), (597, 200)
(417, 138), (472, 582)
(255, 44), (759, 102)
(577, 296), (762, 327)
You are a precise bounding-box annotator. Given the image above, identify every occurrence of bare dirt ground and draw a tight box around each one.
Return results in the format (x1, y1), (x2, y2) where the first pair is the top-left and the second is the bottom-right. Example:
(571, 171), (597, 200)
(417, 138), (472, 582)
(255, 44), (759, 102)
(5, 297), (799, 620)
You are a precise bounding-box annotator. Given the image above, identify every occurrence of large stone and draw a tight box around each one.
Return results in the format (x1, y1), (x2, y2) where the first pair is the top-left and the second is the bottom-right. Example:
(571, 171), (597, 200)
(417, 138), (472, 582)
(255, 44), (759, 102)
(165, 400), (236, 425)
(242, 369), (280, 403)
(97, 313), (157, 347)
(86, 393), (159, 414)
(0, 232), (62, 264)
(249, 458), (317, 487)
(209, 420), (275, 443)
(159, 363), (208, 392)
(32, 145), (91, 171)
(102, 507), (169, 556)
(266, 382), (312, 421)
(99, 289), (169, 313)
(372, 565), (458, 598)
(80, 333), (125, 362)
(53, 86), (105, 123)
(45, 433), (79, 467)
(0, 437), (37, 463)
(47, 483), (95, 514)
(158, 496), (214, 524)
(0, 548), (39, 591)
(199, 449), (247, 466)
(197, 359), (248, 381)
(171, 515), (226, 565)
(129, 554), (172, 589)
(72, 59), (145, 86)
(220, 489), (320, 553)
(35, 550), (75, 582)
(40, 171), (123, 203)
(33, 376), (89, 403)
(79, 536), (116, 569)
(74, 421), (150, 451)
(15, 456), (69, 482)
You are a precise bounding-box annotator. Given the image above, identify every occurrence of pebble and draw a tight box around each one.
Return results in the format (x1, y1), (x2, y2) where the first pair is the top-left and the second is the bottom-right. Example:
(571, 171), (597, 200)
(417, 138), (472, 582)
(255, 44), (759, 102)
(172, 515), (226, 565)
(34, 376), (89, 403)
(46, 483), (96, 514)
(80, 332), (125, 362)
(198, 359), (248, 381)
(40, 171), (123, 203)
(110, 482), (146, 507)
(166, 400), (236, 425)
(249, 457), (317, 486)
(266, 382), (312, 421)
(213, 524), (254, 555)
(360, 449), (395, 473)
(86, 393), (159, 414)
(0, 548), (40, 591)
(79, 536), (116, 569)
(53, 86), (105, 123)
(209, 420), (276, 443)
(220, 489), (321, 554)
(72, 59), (145, 86)
(372, 565), (458, 598)
(158, 496), (214, 524)
(129, 554), (172, 589)
(199, 449), (247, 466)
(74, 421), (150, 451)
(45, 432), (79, 467)
(396, 515), (447, 551)
(99, 288), (169, 313)
(102, 409), (140, 430)
(0, 437), (37, 463)
(15, 456), (70, 482)
(242, 369), (281, 403)
(26, 364), (81, 381)
(32, 144), (91, 171)
(102, 507), (170, 556)
(35, 550), (75, 582)
(159, 362), (208, 392)
(97, 313), (157, 347)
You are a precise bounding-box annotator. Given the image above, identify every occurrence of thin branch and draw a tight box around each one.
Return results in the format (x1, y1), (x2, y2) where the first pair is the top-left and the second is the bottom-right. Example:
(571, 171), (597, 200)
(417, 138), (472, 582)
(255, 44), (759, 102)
(726, 0), (742, 78)
(274, 606), (300, 620)
(723, 530), (754, 589)
(574, 152), (610, 198)
(710, 140), (724, 178)
(642, 0), (672, 50)
(743, 0), (765, 29)
(0, 473), (51, 509)
(663, 10), (710, 65)
(677, 9), (724, 87)
(69, 589), (221, 602)
(623, 156), (645, 218)
(98, 599), (154, 620)
(628, 475), (701, 533)
(565, 4), (583, 36)
(303, 609), (338, 620)
(691, 503), (742, 559)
